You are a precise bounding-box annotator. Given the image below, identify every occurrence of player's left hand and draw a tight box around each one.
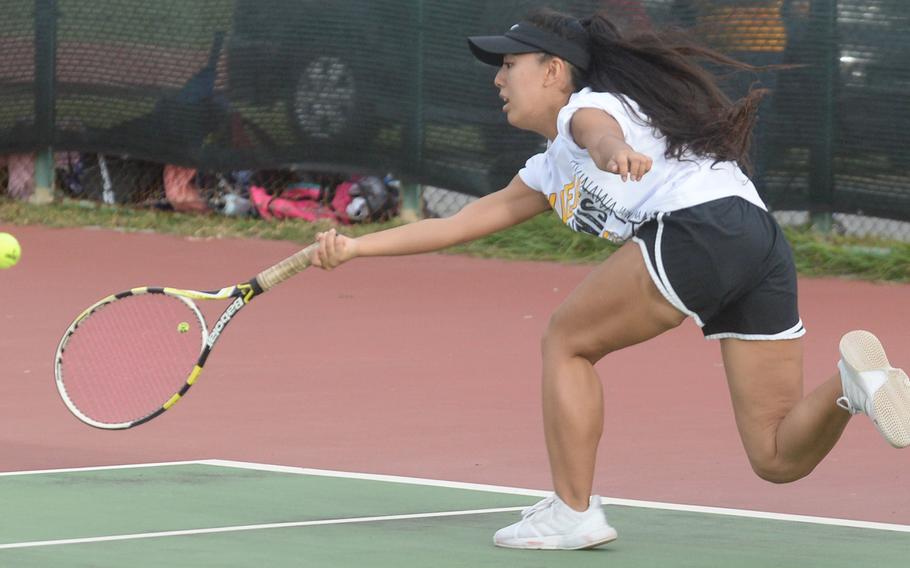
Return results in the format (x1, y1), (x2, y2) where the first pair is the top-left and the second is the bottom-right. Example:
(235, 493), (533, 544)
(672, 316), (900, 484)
(600, 147), (653, 183)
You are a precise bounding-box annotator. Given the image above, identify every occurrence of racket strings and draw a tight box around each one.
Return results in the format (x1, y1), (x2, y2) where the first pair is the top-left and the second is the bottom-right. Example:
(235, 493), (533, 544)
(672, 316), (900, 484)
(60, 294), (205, 425)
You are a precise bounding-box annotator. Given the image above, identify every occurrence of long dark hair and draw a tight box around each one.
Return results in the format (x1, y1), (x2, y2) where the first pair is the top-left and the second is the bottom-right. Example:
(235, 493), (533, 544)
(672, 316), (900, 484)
(527, 8), (768, 174)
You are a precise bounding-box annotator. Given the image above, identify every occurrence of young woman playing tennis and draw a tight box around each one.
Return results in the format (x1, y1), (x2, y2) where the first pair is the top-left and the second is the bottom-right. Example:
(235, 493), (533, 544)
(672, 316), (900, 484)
(310, 8), (910, 550)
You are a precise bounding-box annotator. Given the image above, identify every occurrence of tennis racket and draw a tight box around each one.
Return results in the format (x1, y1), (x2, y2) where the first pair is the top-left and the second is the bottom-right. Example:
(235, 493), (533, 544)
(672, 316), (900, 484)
(54, 243), (319, 430)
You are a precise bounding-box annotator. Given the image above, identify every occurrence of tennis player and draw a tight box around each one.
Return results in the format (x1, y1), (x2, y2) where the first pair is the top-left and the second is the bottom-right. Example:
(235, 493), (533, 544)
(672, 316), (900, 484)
(310, 8), (910, 550)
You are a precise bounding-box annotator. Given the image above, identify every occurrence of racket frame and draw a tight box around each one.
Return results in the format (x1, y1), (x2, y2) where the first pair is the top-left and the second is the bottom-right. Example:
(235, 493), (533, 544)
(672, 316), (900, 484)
(55, 243), (317, 429)
(55, 282), (253, 429)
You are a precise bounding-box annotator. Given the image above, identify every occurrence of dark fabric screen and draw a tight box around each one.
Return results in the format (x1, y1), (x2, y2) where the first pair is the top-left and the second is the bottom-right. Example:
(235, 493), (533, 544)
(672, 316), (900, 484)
(1, 1), (907, 219)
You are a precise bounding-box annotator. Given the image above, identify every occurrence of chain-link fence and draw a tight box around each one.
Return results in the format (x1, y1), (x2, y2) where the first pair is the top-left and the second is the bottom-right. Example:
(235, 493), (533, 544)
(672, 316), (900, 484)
(424, 186), (910, 243)
(0, 152), (402, 225)
(2, 152), (909, 241)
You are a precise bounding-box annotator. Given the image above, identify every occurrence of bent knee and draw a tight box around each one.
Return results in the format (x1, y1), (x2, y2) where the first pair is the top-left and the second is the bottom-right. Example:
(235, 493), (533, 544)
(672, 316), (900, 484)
(748, 455), (813, 484)
(541, 317), (578, 358)
(540, 312), (601, 362)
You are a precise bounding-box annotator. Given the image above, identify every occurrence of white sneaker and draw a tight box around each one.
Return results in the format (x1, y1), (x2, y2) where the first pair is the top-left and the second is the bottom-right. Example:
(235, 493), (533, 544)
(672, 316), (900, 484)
(837, 330), (910, 448)
(493, 494), (618, 550)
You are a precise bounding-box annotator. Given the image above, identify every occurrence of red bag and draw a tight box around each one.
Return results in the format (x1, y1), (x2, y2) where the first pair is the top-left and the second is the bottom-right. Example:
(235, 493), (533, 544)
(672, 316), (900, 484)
(250, 184), (340, 222)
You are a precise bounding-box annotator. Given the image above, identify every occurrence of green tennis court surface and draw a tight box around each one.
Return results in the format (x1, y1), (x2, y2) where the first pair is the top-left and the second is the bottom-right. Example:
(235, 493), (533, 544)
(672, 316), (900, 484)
(1, 461), (906, 567)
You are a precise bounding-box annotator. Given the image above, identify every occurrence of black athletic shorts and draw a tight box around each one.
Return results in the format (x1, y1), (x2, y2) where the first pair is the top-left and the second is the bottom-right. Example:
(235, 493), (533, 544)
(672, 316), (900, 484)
(632, 196), (805, 340)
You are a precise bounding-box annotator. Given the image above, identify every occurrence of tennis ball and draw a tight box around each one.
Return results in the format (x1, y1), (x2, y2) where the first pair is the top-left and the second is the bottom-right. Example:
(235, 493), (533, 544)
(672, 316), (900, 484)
(177, 322), (190, 333)
(0, 232), (21, 269)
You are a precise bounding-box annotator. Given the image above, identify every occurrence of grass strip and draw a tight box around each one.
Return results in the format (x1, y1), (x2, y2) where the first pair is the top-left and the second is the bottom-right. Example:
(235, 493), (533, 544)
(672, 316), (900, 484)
(1, 197), (907, 282)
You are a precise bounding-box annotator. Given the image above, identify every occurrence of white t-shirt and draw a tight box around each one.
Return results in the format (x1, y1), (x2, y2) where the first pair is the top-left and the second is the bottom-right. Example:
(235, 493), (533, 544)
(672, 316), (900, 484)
(518, 88), (766, 242)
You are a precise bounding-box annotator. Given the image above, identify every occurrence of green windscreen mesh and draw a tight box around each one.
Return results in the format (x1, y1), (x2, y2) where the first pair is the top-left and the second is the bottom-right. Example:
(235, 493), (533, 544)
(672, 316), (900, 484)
(1, 1), (907, 219)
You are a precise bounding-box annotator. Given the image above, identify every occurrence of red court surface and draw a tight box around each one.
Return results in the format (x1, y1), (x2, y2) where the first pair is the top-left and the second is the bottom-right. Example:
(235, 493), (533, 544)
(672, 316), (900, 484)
(1, 223), (908, 525)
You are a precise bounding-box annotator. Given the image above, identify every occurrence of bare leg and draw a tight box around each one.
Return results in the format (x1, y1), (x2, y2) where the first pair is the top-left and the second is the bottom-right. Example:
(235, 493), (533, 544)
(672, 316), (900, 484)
(541, 347), (604, 510)
(721, 338), (850, 482)
(542, 242), (685, 510)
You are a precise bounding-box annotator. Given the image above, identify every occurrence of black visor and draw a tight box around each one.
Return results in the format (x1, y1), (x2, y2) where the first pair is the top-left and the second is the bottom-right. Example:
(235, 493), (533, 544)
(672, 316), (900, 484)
(468, 21), (590, 72)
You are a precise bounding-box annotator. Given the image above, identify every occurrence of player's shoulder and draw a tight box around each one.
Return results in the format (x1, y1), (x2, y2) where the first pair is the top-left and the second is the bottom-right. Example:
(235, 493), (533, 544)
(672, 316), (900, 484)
(561, 88), (635, 114)
(558, 88), (645, 137)
(554, 90), (623, 146)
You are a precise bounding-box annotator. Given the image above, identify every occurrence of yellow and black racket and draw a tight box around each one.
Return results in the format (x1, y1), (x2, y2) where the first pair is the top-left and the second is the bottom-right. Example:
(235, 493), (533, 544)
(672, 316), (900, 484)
(54, 243), (319, 430)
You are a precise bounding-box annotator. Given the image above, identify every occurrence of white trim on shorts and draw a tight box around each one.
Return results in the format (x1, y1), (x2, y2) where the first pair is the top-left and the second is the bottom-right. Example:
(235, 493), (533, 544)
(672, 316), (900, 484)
(633, 223), (807, 342)
(704, 319), (807, 341)
(632, 213), (705, 328)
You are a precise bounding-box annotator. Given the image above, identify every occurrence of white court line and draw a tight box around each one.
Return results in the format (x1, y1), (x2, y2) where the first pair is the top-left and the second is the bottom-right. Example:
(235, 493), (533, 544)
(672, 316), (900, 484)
(0, 460), (206, 477)
(2, 458), (908, 547)
(0, 506), (526, 550)
(197, 459), (553, 498)
(200, 459), (910, 534)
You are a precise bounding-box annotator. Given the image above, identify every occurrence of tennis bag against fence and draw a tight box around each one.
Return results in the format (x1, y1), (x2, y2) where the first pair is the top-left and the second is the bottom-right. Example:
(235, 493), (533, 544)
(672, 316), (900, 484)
(249, 182), (348, 222)
(249, 176), (399, 223)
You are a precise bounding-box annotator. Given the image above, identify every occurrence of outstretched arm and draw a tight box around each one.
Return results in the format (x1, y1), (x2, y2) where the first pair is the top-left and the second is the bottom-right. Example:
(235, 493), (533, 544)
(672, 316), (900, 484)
(313, 175), (551, 269)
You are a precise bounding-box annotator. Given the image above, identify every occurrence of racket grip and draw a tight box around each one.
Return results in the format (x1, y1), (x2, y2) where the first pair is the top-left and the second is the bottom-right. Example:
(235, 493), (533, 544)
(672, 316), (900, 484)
(255, 243), (320, 292)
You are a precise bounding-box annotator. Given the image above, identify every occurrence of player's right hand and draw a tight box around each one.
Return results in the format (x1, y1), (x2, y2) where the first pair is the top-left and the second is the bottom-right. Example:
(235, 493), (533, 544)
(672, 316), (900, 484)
(312, 228), (357, 270)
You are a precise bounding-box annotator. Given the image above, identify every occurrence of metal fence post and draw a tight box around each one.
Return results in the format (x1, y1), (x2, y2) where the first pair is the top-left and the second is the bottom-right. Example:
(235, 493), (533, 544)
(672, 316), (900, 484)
(808, 0), (837, 231)
(30, 0), (58, 205)
(400, 183), (423, 222)
(399, 0), (425, 222)
(31, 148), (55, 204)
